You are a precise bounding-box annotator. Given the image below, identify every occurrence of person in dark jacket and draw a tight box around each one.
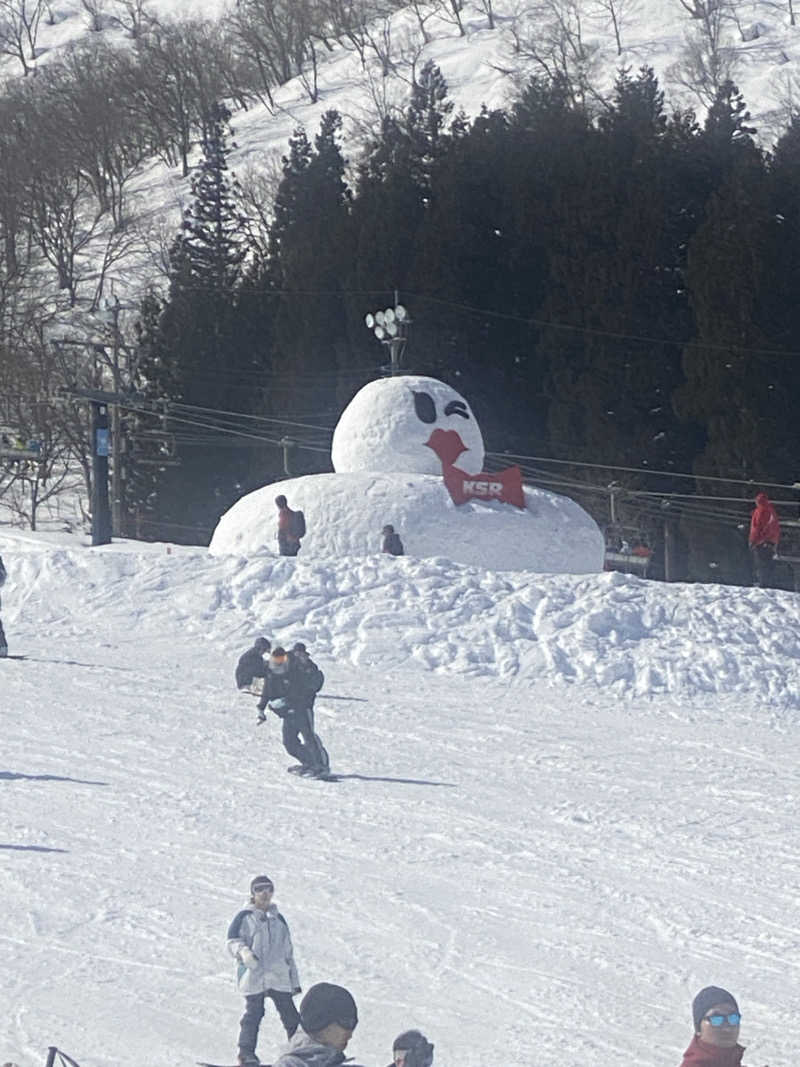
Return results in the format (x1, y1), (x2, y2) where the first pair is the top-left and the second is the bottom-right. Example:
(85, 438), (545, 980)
(387, 1030), (434, 1067)
(258, 647), (327, 775)
(0, 554), (7, 657)
(749, 492), (780, 587)
(678, 986), (747, 1067)
(381, 524), (405, 556)
(227, 874), (301, 1066)
(236, 637), (271, 690)
(276, 495), (303, 557)
(273, 982), (361, 1067)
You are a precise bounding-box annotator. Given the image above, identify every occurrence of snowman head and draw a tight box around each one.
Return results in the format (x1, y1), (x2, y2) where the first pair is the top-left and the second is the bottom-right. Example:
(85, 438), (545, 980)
(331, 375), (485, 476)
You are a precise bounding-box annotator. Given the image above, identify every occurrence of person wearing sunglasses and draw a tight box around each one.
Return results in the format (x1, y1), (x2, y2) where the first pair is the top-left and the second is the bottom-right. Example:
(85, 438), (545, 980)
(226, 875), (302, 1066)
(679, 986), (746, 1067)
(273, 982), (362, 1067)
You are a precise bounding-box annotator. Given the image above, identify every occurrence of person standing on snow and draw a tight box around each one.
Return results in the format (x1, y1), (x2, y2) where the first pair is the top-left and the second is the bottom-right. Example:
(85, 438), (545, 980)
(0, 553), (8, 657)
(749, 492), (780, 587)
(276, 495), (304, 557)
(257, 646), (327, 776)
(227, 874), (302, 1066)
(381, 524), (405, 556)
(273, 982), (361, 1067)
(236, 637), (271, 691)
(678, 986), (749, 1067)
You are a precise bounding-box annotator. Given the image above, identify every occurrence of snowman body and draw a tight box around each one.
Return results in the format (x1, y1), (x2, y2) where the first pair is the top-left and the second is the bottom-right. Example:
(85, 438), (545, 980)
(209, 375), (604, 574)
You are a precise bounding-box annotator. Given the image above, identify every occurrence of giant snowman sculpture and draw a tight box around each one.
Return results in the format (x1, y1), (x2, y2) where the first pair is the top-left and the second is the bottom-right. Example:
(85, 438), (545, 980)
(209, 376), (604, 573)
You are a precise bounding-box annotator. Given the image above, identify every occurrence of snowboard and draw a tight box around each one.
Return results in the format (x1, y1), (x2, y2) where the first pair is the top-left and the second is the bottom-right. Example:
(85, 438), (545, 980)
(197, 1062), (272, 1067)
(287, 765), (340, 782)
(0, 653), (25, 660)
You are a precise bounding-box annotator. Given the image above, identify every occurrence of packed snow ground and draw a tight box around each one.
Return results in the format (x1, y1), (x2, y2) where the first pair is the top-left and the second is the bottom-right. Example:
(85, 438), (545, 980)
(2, 528), (799, 1067)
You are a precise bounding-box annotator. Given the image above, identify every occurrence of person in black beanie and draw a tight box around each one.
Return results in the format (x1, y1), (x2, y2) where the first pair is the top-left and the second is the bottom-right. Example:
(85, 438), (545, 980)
(387, 1030), (434, 1067)
(679, 986), (746, 1067)
(273, 982), (360, 1067)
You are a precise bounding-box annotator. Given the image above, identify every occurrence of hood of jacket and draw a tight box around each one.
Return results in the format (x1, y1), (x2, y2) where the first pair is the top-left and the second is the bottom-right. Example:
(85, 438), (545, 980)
(754, 492), (770, 508)
(275, 1029), (348, 1067)
(680, 1035), (745, 1067)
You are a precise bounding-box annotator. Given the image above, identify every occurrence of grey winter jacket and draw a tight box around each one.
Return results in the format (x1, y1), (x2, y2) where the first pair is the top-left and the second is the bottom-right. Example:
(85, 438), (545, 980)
(226, 903), (300, 995)
(273, 1029), (360, 1067)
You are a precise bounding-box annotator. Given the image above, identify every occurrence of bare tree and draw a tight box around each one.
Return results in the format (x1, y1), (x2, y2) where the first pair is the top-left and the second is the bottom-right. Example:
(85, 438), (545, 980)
(589, 0), (639, 54)
(668, 0), (738, 107)
(80, 0), (104, 31)
(508, 0), (602, 107)
(0, 0), (45, 75)
(433, 0), (466, 35)
(108, 0), (157, 38)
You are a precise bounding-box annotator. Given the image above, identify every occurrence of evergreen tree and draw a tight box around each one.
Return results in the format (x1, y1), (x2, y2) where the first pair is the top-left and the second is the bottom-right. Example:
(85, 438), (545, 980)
(129, 103), (263, 541)
(266, 111), (354, 430)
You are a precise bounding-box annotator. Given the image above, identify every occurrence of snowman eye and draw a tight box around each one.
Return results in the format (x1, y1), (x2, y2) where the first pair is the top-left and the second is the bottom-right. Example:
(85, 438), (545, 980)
(444, 400), (469, 419)
(412, 391), (437, 424)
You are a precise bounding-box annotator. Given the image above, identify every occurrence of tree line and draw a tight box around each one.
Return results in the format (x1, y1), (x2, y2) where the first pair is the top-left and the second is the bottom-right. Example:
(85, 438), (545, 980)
(1, 2), (799, 584)
(127, 63), (800, 587)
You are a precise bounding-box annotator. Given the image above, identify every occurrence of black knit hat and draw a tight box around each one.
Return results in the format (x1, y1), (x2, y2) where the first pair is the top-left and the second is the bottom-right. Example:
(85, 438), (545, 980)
(394, 1031), (426, 1051)
(250, 874), (274, 894)
(692, 986), (739, 1032)
(299, 983), (358, 1033)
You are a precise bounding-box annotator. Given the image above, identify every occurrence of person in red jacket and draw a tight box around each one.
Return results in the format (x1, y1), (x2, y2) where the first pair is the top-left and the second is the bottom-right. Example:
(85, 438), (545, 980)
(679, 986), (746, 1067)
(749, 492), (780, 587)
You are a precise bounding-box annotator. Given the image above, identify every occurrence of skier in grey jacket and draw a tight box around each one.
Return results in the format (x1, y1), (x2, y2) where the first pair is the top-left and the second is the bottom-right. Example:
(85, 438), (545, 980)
(273, 983), (362, 1067)
(227, 874), (301, 1066)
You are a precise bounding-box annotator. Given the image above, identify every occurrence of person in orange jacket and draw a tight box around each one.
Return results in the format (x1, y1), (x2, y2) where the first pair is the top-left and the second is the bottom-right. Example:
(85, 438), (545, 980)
(748, 492), (780, 587)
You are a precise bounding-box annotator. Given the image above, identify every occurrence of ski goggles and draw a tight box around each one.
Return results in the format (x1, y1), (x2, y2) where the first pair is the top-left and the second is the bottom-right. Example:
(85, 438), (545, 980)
(703, 1013), (741, 1027)
(252, 882), (274, 893)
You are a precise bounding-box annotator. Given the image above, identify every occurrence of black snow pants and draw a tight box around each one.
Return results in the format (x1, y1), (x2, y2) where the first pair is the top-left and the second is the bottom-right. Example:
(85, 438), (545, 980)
(282, 707), (324, 770)
(238, 990), (299, 1055)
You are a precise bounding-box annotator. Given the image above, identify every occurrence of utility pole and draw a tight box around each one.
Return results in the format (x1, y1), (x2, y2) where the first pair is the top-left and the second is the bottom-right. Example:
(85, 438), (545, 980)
(91, 400), (112, 546)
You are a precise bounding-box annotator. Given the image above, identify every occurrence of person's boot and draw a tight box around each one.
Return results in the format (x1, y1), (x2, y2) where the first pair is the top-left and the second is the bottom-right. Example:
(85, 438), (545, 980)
(237, 1051), (260, 1066)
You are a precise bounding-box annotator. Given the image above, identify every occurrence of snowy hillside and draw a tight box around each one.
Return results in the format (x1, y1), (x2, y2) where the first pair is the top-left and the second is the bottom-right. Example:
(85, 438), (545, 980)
(7, 0), (800, 316)
(2, 530), (799, 1067)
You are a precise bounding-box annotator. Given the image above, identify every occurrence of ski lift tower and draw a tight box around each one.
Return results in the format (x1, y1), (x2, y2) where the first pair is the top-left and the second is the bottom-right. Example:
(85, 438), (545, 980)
(365, 294), (411, 376)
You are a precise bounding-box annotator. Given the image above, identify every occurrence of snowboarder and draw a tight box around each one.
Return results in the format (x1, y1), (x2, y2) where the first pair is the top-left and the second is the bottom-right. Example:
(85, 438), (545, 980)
(226, 874), (302, 1067)
(749, 492), (780, 587)
(387, 1031), (434, 1067)
(236, 637), (271, 691)
(0, 553), (8, 657)
(257, 647), (328, 776)
(679, 986), (746, 1067)
(276, 496), (305, 557)
(381, 524), (405, 556)
(272, 982), (360, 1067)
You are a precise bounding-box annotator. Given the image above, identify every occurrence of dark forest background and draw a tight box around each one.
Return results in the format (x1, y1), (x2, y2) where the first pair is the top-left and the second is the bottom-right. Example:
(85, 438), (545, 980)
(130, 63), (800, 586)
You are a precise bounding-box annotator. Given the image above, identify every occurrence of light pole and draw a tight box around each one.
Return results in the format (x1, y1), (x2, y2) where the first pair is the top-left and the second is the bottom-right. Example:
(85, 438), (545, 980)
(365, 293), (411, 376)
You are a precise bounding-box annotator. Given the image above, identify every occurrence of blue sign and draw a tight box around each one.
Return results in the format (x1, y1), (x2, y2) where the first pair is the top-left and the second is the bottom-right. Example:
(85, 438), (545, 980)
(96, 428), (110, 457)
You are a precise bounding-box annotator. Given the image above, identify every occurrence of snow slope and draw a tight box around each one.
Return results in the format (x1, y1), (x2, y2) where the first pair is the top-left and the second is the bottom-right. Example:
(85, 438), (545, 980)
(1, 530), (799, 1067)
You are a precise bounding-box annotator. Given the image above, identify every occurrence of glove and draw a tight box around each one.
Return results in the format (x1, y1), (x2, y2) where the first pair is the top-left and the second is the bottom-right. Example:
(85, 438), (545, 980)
(239, 946), (259, 969)
(269, 698), (289, 717)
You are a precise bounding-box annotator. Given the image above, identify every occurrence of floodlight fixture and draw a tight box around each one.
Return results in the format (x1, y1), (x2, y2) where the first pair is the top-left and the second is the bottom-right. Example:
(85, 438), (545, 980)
(364, 291), (412, 376)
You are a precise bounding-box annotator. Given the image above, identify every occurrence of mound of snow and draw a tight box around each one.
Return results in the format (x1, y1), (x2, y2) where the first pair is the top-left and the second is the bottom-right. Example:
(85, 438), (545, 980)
(208, 471), (604, 573)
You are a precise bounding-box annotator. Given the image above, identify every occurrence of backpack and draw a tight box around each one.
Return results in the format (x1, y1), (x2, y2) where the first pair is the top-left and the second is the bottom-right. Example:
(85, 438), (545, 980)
(289, 509), (306, 539)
